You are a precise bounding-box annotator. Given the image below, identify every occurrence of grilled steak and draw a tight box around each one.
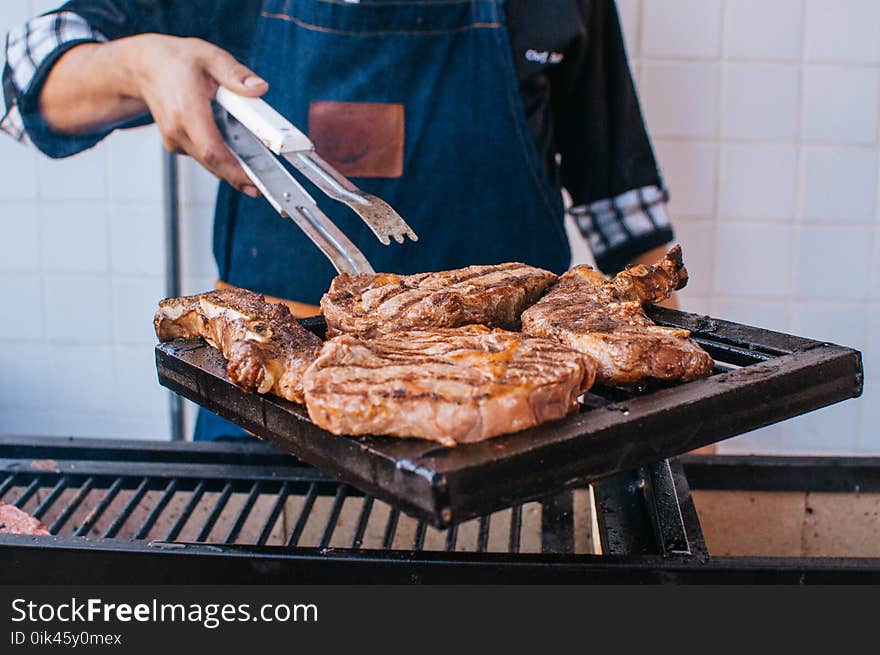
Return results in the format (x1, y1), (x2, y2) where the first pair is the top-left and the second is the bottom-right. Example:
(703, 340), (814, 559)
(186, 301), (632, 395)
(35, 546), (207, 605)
(304, 326), (596, 446)
(522, 246), (714, 385)
(0, 504), (50, 536)
(321, 263), (557, 338)
(155, 288), (322, 403)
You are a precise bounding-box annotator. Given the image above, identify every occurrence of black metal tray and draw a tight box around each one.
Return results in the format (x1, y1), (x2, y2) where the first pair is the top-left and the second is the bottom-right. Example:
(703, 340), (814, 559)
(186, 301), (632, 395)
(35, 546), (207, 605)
(155, 307), (863, 527)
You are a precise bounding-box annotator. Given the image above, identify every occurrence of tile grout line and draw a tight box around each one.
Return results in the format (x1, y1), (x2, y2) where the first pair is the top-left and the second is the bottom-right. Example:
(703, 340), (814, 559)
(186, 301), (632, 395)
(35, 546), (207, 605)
(648, 56), (880, 70)
(655, 134), (880, 148)
(788, 0), (807, 346)
(857, 56), (880, 450)
(709, 0), (727, 318)
(782, 0), (813, 452)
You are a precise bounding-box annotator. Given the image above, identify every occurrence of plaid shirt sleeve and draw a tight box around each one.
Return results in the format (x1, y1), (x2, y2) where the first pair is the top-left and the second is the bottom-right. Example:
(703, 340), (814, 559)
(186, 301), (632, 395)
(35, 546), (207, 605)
(569, 184), (674, 273)
(553, 1), (675, 273)
(1, 11), (110, 158)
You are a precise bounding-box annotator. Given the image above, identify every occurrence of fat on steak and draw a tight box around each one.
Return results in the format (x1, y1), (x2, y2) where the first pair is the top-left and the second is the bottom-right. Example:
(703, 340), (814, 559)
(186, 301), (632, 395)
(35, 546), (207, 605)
(321, 263), (558, 338)
(154, 288), (322, 404)
(522, 246), (714, 385)
(303, 326), (596, 446)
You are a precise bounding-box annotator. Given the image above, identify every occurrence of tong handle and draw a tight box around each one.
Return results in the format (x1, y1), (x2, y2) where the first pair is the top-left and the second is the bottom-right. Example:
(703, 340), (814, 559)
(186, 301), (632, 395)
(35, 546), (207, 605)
(217, 112), (375, 275)
(215, 87), (312, 155)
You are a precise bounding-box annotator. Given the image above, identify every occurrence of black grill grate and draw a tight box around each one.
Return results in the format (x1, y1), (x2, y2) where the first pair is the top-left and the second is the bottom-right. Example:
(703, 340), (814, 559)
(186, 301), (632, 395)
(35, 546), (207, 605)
(157, 308), (863, 526)
(6, 439), (880, 584)
(0, 469), (591, 555)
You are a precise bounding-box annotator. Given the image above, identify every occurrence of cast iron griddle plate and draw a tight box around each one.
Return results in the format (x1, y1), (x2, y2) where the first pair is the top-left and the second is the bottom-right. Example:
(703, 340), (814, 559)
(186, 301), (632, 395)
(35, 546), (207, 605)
(155, 307), (863, 527)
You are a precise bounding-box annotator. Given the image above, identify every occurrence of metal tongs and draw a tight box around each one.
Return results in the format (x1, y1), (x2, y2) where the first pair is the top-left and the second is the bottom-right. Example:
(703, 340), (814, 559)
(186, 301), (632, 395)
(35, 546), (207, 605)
(214, 88), (418, 275)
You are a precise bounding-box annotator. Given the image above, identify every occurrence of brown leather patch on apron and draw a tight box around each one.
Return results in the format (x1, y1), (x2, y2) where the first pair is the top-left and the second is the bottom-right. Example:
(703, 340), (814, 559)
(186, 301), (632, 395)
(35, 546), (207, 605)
(308, 101), (404, 178)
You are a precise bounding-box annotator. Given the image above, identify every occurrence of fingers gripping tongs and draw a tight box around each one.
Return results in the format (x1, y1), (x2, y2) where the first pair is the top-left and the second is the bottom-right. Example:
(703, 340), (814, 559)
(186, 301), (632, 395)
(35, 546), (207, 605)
(214, 88), (418, 275)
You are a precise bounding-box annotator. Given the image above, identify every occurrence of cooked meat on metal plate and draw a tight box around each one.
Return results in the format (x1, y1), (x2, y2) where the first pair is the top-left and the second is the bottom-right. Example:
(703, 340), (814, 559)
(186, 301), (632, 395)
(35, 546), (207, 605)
(0, 503), (50, 536)
(321, 263), (558, 338)
(522, 246), (714, 385)
(304, 326), (596, 446)
(154, 288), (322, 404)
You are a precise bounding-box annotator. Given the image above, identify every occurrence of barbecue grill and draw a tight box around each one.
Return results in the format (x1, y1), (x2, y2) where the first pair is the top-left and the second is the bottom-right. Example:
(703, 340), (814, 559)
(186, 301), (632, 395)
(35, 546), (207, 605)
(1, 437), (880, 583)
(156, 306), (863, 526)
(0, 307), (870, 583)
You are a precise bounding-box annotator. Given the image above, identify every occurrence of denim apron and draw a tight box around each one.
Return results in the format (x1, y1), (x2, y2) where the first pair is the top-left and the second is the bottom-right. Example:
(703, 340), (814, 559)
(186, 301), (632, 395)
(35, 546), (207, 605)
(196, 0), (571, 440)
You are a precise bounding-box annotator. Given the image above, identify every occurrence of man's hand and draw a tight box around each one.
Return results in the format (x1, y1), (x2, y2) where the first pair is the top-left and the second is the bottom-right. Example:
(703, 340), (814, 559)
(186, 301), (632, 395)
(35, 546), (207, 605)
(40, 34), (268, 197)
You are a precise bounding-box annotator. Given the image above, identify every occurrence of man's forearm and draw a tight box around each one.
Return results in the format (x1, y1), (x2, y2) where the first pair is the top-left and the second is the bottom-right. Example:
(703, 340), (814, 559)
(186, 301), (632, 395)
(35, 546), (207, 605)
(38, 37), (147, 135)
(34, 30), (266, 193)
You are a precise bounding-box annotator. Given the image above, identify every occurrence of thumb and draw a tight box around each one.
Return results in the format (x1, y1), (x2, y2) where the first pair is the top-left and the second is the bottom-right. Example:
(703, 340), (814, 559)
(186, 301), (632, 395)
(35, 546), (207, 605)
(202, 46), (268, 97)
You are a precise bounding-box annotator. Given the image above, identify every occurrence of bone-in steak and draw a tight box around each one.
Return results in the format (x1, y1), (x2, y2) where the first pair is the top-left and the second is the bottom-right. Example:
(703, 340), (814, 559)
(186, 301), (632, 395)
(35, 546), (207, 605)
(321, 263), (557, 338)
(304, 325), (596, 446)
(154, 288), (322, 403)
(521, 246), (714, 385)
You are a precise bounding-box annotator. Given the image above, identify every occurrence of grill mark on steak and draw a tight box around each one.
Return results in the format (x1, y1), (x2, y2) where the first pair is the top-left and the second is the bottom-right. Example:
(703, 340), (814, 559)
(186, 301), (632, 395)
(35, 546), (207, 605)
(409, 262), (529, 288)
(154, 288), (322, 404)
(321, 263), (558, 338)
(522, 246), (714, 385)
(431, 268), (537, 288)
(313, 358), (567, 387)
(375, 288), (433, 314)
(304, 325), (596, 446)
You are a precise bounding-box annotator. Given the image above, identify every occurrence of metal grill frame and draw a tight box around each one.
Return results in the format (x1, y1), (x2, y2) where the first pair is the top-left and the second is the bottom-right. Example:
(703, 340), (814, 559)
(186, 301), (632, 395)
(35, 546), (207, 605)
(155, 307), (863, 526)
(1, 438), (880, 583)
(0, 436), (581, 558)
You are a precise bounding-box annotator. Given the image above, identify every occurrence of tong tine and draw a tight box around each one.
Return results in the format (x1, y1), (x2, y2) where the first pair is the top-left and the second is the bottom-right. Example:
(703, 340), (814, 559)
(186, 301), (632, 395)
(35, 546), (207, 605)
(218, 112), (375, 276)
(214, 88), (418, 246)
(287, 150), (419, 246)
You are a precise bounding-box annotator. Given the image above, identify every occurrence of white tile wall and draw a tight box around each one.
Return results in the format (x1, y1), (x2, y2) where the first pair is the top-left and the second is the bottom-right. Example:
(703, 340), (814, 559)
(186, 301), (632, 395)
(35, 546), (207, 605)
(0, 0), (877, 455)
(654, 141), (717, 217)
(627, 0), (878, 454)
(719, 144), (798, 219)
(721, 423), (785, 455)
(724, 0), (803, 61)
(0, 275), (44, 340)
(0, 139), (38, 200)
(671, 219), (714, 294)
(801, 67), (880, 145)
(781, 401), (863, 455)
(616, 0), (641, 57)
(640, 61), (719, 138)
(112, 275), (166, 345)
(44, 274), (114, 343)
(721, 63), (800, 140)
(0, 409), (50, 437)
(0, 202), (40, 271)
(0, 344), (47, 409)
(859, 383), (880, 451)
(801, 147), (877, 223)
(713, 223), (793, 296)
(794, 226), (873, 300)
(642, 0), (723, 59)
(109, 205), (165, 276)
(714, 298), (789, 333)
(0, 0), (174, 441)
(37, 144), (107, 201)
(866, 305), (880, 381)
(44, 345), (116, 414)
(804, 0), (880, 64)
(790, 302), (867, 351)
(41, 202), (109, 274)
